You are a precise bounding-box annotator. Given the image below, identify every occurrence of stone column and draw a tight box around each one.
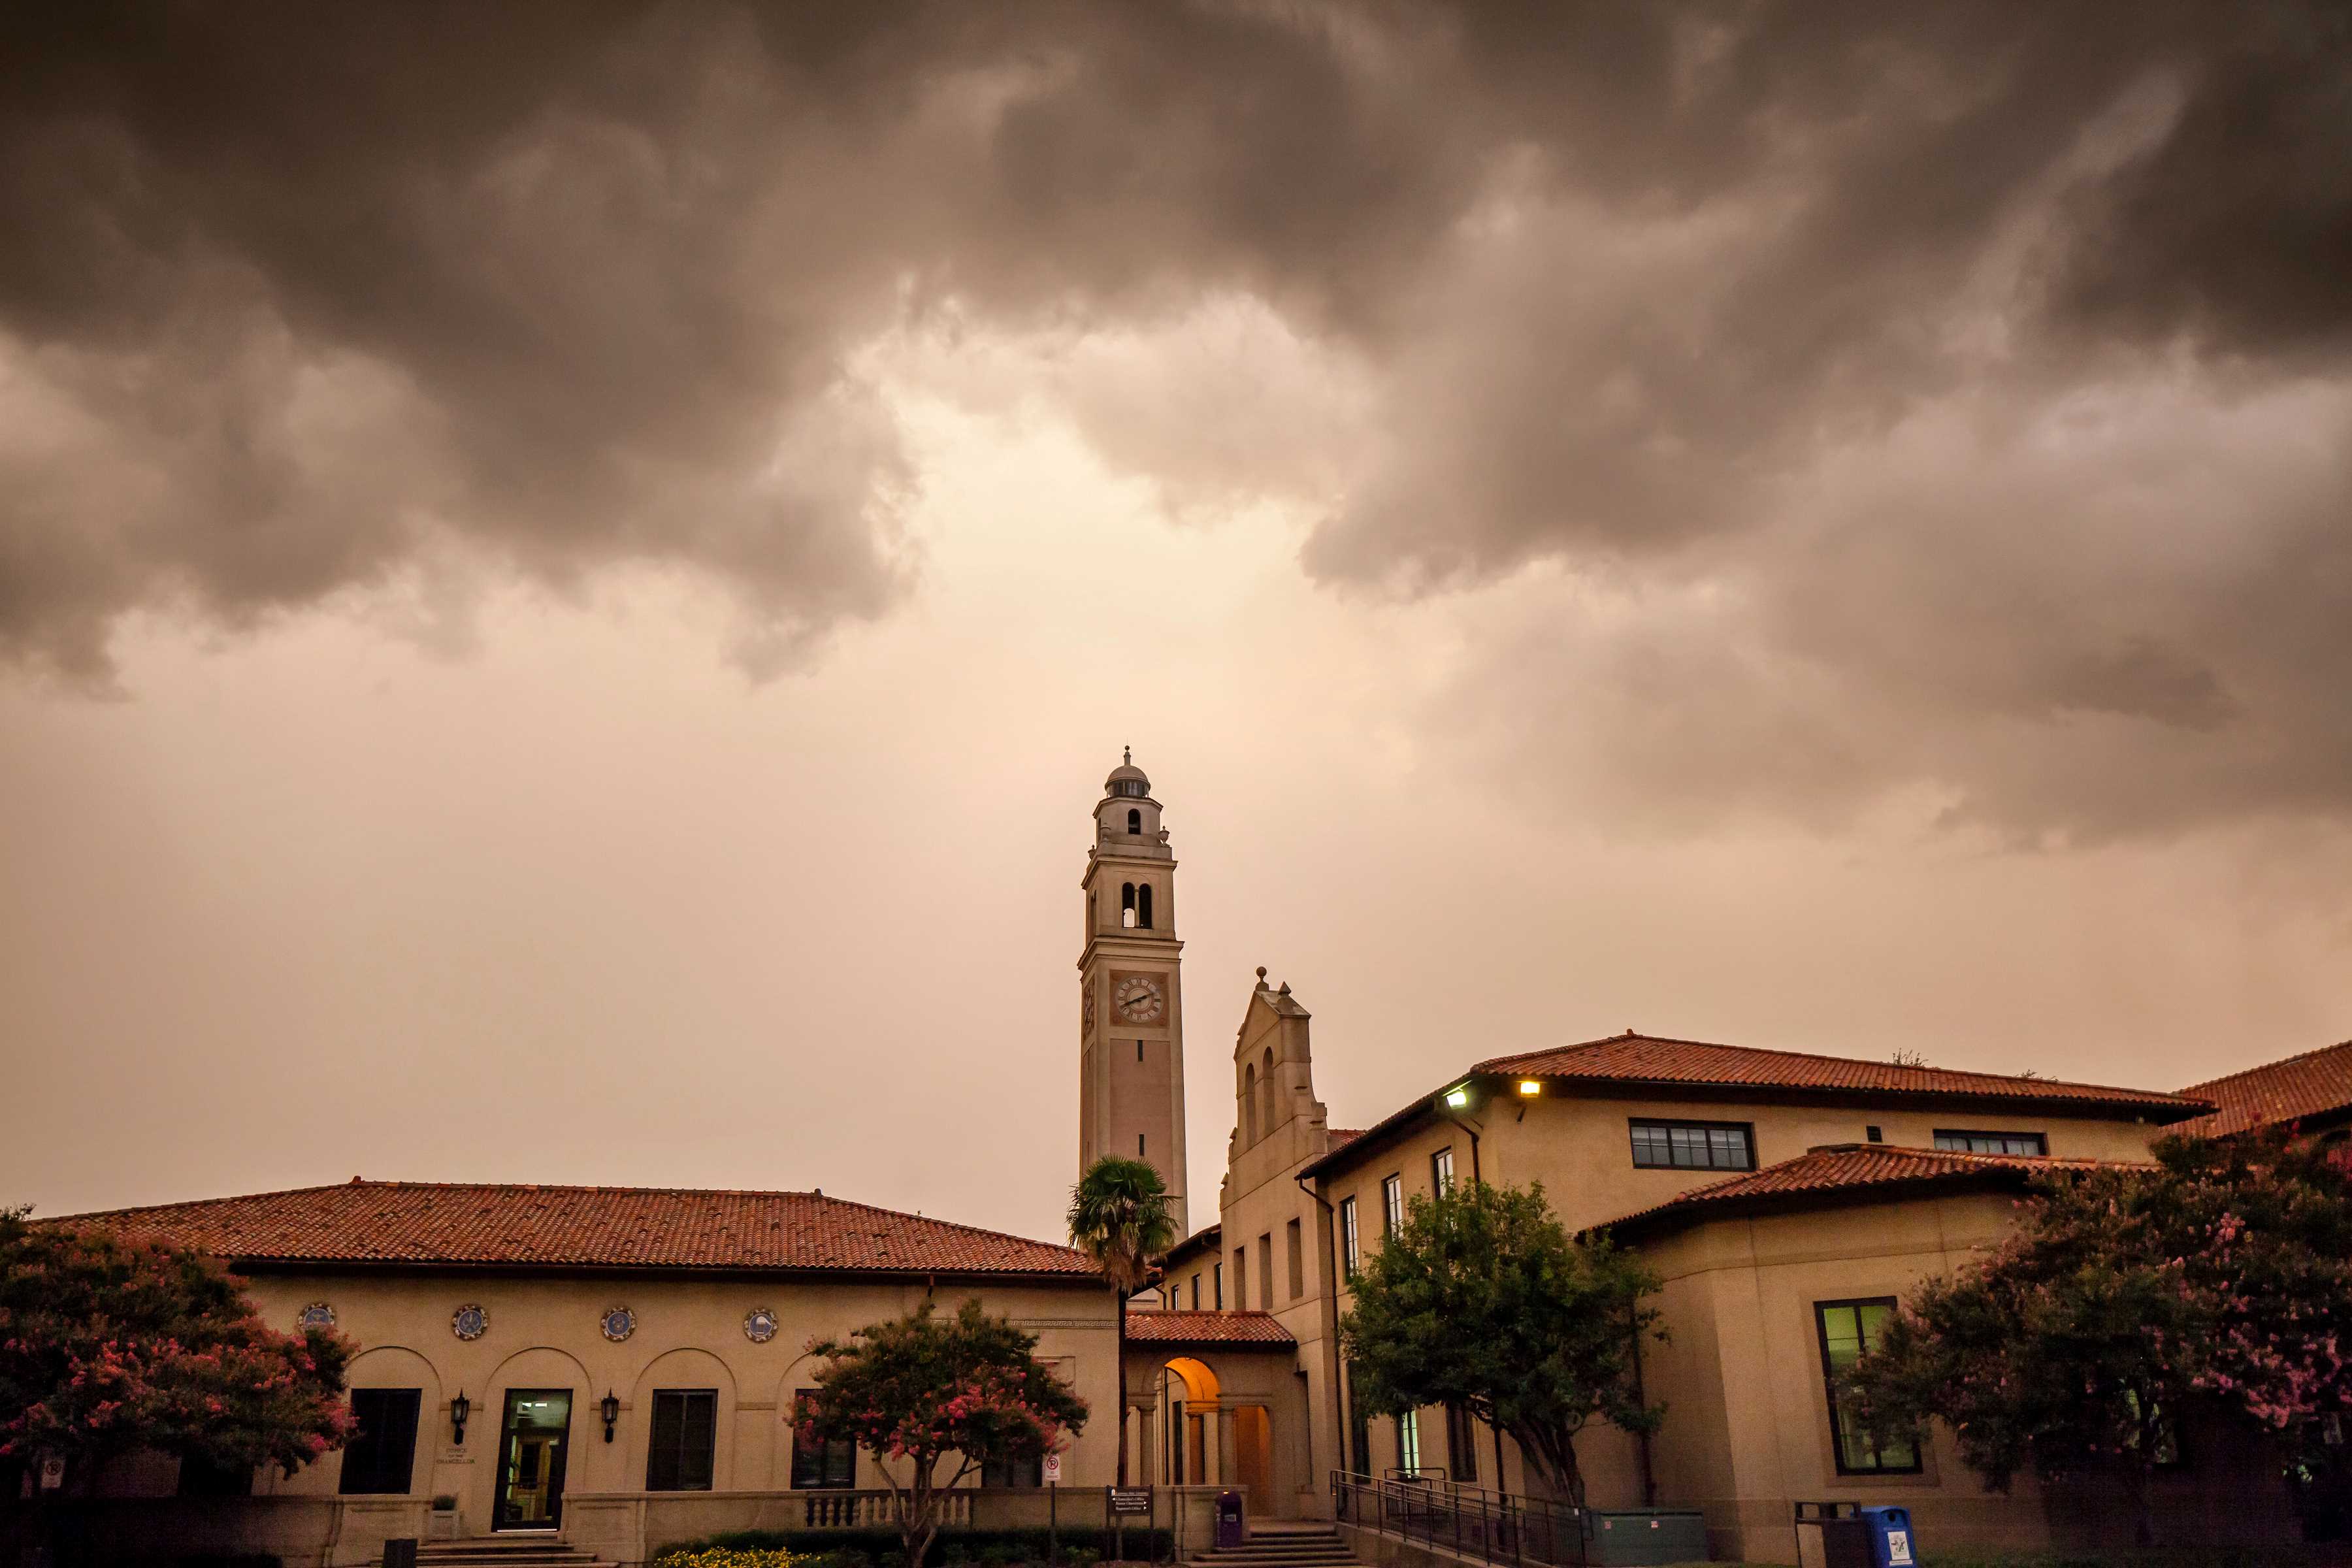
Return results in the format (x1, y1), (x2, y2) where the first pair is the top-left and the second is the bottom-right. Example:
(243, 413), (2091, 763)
(1215, 1402), (1237, 1492)
(1132, 1396), (1157, 1487)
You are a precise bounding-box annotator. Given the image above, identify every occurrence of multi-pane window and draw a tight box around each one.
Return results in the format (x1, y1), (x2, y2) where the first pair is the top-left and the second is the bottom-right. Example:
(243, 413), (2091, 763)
(1396, 1409), (1422, 1473)
(647, 1390), (718, 1492)
(1339, 1196), (1361, 1280)
(1213, 1261), (1224, 1309)
(1933, 1130), (2048, 1156)
(791, 1391), (857, 1488)
(339, 1388), (421, 1495)
(982, 1452), (1043, 1486)
(1445, 1405), (1479, 1484)
(1286, 1218), (1305, 1301)
(1815, 1301), (1920, 1475)
(1431, 1147), (1455, 1196)
(1628, 1119), (1756, 1171)
(1190, 1272), (1201, 1311)
(1381, 1174), (1405, 1236)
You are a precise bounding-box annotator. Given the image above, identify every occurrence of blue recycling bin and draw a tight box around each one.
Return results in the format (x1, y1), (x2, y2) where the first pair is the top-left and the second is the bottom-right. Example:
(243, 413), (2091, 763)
(1857, 1505), (1916, 1567)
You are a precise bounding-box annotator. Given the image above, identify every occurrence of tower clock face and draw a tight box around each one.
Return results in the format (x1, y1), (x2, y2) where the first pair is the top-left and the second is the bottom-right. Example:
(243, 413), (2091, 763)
(1114, 974), (1166, 1023)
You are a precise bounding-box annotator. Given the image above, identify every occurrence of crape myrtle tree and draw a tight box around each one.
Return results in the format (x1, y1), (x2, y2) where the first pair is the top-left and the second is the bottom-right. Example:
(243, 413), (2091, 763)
(797, 1299), (1089, 1568)
(0, 1208), (354, 1531)
(1065, 1156), (1178, 1486)
(1339, 1181), (1665, 1509)
(1844, 1126), (2352, 1548)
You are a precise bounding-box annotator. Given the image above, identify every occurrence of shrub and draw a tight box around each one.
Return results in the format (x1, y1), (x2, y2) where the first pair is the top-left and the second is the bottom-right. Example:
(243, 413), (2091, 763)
(649, 1529), (1170, 1567)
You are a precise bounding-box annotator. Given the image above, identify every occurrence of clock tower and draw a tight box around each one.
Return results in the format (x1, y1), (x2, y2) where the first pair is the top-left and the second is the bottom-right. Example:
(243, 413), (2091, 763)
(1079, 750), (1190, 1235)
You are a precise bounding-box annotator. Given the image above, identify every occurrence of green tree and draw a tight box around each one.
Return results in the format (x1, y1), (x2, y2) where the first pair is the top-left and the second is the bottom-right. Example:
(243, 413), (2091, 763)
(1844, 1128), (2352, 1547)
(1339, 1182), (1663, 1507)
(1066, 1156), (1178, 1485)
(797, 1299), (1090, 1568)
(0, 1208), (354, 1542)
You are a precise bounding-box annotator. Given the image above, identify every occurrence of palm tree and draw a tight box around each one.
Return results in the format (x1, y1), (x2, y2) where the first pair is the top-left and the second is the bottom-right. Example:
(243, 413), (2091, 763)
(1067, 1155), (1179, 1486)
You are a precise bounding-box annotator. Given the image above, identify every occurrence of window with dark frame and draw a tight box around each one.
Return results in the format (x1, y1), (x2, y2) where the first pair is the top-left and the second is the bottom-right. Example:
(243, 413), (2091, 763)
(1213, 1261), (1224, 1309)
(1815, 1300), (1921, 1475)
(1431, 1147), (1454, 1196)
(790, 1391), (857, 1489)
(1933, 1130), (2048, 1155)
(1445, 1404), (1479, 1484)
(338, 1388), (421, 1495)
(1190, 1272), (1201, 1310)
(1286, 1218), (1305, 1300)
(1257, 1232), (1273, 1311)
(982, 1451), (1044, 1486)
(1628, 1119), (1756, 1171)
(646, 1389), (718, 1492)
(1381, 1173), (1404, 1236)
(1339, 1195), (1361, 1280)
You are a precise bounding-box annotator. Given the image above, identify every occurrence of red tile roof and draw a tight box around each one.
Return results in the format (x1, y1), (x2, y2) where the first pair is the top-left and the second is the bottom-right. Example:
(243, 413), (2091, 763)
(1327, 1128), (1365, 1149)
(1124, 1310), (1294, 1346)
(1480, 1032), (2204, 1115)
(2177, 1039), (2352, 1139)
(1601, 1143), (2145, 1237)
(54, 1180), (1100, 1277)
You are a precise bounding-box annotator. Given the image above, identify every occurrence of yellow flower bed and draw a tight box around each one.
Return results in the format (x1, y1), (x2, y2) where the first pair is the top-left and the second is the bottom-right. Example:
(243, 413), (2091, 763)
(651, 1550), (806, 1568)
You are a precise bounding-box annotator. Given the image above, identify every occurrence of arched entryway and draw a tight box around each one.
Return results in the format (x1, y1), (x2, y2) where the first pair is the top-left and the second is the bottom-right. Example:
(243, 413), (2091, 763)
(1146, 1354), (1276, 1513)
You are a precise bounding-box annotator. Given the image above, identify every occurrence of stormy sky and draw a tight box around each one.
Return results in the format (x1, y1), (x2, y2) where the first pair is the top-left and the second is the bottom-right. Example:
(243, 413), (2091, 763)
(4, 2), (2349, 1238)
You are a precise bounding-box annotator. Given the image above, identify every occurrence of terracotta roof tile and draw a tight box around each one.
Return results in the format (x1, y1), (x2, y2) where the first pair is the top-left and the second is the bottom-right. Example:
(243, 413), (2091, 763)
(1601, 1143), (2145, 1235)
(54, 1181), (1099, 1277)
(1480, 1032), (2203, 1115)
(1124, 1310), (1294, 1346)
(2177, 1039), (2352, 1139)
(1327, 1128), (1365, 1149)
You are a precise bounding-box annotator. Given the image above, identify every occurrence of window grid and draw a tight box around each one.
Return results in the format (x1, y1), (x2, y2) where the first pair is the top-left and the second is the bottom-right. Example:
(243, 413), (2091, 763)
(1396, 1409), (1422, 1473)
(1431, 1147), (1455, 1196)
(1815, 1300), (1920, 1475)
(647, 1389), (719, 1492)
(1339, 1196), (1361, 1280)
(791, 1391), (856, 1488)
(1628, 1119), (1756, 1171)
(1213, 1261), (1224, 1309)
(1933, 1130), (2048, 1156)
(1381, 1174), (1404, 1236)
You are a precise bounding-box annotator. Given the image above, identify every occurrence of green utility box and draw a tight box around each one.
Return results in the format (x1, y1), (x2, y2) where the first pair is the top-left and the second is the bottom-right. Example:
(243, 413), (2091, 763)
(1586, 1509), (1710, 1565)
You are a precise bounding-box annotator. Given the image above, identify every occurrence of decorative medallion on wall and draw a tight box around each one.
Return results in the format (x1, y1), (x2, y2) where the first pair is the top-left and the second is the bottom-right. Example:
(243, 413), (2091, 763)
(296, 1301), (336, 1330)
(743, 1307), (779, 1344)
(599, 1305), (637, 1343)
(451, 1303), (489, 1341)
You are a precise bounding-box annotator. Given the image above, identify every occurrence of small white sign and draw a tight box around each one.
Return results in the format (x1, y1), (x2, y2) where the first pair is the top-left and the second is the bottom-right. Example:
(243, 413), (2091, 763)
(1041, 1453), (1062, 1484)
(1886, 1528), (1914, 1566)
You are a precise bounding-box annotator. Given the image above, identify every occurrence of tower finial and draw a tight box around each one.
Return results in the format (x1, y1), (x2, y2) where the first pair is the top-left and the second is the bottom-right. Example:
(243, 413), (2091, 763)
(1124, 744), (1132, 765)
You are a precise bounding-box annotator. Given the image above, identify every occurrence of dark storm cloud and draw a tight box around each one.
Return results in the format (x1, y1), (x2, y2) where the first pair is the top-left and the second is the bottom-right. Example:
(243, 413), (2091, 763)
(3, 2), (2347, 833)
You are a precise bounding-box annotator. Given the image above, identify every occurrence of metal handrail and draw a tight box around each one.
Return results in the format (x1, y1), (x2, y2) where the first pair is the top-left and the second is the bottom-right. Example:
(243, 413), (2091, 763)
(1331, 1469), (1586, 1568)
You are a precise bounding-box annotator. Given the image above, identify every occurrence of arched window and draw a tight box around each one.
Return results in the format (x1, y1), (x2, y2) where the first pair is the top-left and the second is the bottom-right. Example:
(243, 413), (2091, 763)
(1243, 1064), (1260, 1145)
(1122, 883), (1137, 929)
(1260, 1047), (1277, 1133)
(1127, 808), (1141, 834)
(1137, 884), (1154, 929)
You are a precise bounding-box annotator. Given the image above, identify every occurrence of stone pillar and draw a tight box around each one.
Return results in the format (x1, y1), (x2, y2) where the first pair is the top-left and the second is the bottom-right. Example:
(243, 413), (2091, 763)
(1132, 1397), (1157, 1487)
(1216, 1403), (1237, 1492)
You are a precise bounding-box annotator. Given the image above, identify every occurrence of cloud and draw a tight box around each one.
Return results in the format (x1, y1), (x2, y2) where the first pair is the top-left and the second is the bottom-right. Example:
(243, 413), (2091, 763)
(3, 1), (2346, 835)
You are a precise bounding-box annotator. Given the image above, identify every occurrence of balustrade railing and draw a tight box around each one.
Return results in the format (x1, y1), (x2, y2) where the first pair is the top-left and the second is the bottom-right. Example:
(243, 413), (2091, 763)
(1331, 1470), (1586, 1568)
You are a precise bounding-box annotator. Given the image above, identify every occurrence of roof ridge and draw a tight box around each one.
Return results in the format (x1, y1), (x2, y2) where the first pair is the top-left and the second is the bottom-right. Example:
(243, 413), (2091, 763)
(2178, 1037), (2352, 1096)
(809, 1188), (1089, 1257)
(1476, 1031), (2197, 1100)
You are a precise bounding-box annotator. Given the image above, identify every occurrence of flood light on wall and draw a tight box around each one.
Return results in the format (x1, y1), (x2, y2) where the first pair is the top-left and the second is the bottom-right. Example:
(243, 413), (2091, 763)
(1516, 1081), (1542, 1097)
(1443, 1086), (1470, 1109)
(449, 1390), (470, 1446)
(601, 1390), (620, 1443)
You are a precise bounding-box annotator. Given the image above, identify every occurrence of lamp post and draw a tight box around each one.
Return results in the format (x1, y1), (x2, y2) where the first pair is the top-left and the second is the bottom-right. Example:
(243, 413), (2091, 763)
(450, 1391), (470, 1447)
(601, 1391), (621, 1444)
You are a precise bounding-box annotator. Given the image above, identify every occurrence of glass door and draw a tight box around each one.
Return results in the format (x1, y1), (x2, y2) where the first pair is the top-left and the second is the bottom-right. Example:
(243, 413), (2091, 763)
(495, 1389), (573, 1531)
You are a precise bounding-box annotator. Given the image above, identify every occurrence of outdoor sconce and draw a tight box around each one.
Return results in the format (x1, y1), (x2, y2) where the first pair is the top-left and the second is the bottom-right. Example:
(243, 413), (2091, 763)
(450, 1391), (470, 1446)
(602, 1390), (621, 1444)
(1516, 1080), (1542, 1098)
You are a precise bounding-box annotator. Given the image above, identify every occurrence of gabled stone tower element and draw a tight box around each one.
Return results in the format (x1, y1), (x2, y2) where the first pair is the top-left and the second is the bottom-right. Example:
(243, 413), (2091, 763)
(1078, 751), (1190, 1235)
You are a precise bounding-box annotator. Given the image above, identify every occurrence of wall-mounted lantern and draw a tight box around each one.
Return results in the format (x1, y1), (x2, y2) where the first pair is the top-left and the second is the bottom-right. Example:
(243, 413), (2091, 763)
(450, 1390), (471, 1446)
(601, 1390), (621, 1444)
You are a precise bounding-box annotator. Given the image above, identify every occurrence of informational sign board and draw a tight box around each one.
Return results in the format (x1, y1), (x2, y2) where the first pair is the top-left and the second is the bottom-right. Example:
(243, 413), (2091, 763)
(1041, 1453), (1062, 1484)
(1108, 1486), (1152, 1515)
(38, 1455), (65, 1492)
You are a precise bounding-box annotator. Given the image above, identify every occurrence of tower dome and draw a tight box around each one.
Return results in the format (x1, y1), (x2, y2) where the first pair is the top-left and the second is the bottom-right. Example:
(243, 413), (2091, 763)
(1104, 747), (1151, 799)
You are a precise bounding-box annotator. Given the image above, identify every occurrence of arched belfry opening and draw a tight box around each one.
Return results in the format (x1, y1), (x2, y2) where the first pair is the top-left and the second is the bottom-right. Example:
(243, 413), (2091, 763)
(1127, 808), (1142, 834)
(1260, 1046), (1277, 1133)
(1137, 883), (1154, 929)
(1122, 883), (1137, 928)
(1242, 1063), (1259, 1145)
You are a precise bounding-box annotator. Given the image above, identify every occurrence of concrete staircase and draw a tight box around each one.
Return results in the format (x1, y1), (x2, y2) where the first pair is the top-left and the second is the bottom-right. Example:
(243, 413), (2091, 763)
(1190, 1520), (1363, 1568)
(370, 1539), (613, 1568)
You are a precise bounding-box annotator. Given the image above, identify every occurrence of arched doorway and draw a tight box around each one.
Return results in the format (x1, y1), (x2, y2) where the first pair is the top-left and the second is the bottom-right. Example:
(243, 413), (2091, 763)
(1160, 1357), (1218, 1486)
